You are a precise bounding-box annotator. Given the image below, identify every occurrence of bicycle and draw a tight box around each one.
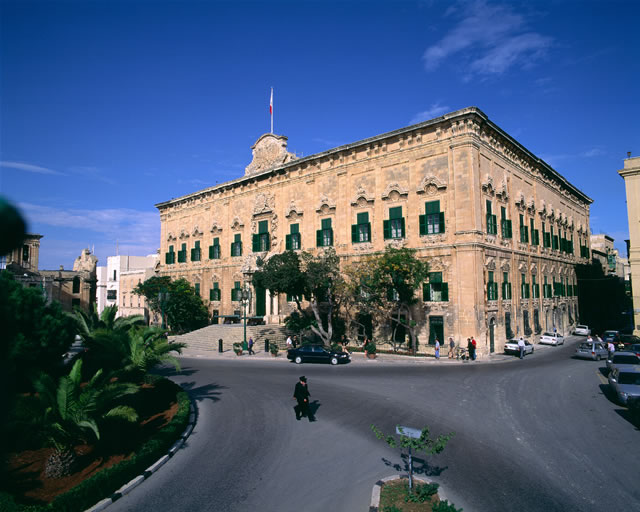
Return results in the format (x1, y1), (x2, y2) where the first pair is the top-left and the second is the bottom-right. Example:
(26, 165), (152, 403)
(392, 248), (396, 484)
(456, 347), (469, 361)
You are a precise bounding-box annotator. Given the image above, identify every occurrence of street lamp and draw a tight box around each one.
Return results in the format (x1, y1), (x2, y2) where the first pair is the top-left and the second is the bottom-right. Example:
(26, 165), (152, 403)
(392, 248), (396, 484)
(158, 290), (170, 330)
(241, 284), (252, 351)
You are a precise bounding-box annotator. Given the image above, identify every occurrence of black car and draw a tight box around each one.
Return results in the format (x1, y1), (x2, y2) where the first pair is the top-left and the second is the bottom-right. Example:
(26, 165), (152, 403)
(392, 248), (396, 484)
(287, 345), (350, 365)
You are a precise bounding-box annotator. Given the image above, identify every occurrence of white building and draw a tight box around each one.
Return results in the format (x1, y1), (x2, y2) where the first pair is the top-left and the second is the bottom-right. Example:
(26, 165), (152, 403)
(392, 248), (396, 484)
(96, 254), (158, 316)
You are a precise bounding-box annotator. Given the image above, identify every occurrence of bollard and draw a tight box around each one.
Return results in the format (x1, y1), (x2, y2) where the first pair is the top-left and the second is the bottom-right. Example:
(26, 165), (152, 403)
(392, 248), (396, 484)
(265, 338), (270, 353)
(218, 338), (223, 353)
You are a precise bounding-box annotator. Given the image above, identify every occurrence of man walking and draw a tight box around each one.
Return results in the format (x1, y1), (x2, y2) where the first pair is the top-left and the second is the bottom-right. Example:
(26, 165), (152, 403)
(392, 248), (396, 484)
(518, 336), (525, 359)
(434, 337), (440, 359)
(448, 337), (455, 359)
(471, 337), (477, 360)
(293, 376), (310, 421)
(286, 335), (293, 350)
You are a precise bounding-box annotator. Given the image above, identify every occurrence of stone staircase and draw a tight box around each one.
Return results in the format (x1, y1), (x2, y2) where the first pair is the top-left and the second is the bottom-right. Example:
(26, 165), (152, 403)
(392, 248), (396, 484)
(173, 323), (291, 353)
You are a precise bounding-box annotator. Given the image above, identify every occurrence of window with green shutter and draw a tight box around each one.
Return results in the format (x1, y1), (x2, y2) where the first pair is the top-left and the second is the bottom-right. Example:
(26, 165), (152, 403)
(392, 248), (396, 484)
(317, 218), (333, 247)
(519, 214), (529, 243)
(486, 200), (497, 235)
(521, 273), (530, 299)
(209, 237), (221, 259)
(501, 207), (512, 239)
(191, 241), (201, 262)
(286, 223), (301, 250)
(423, 271), (448, 302)
(487, 271), (498, 300)
(209, 282), (220, 301)
(384, 206), (405, 239)
(231, 281), (242, 301)
(419, 200), (445, 235)
(252, 220), (270, 252)
(502, 271), (512, 300)
(351, 212), (371, 243)
(165, 245), (175, 264)
(231, 233), (242, 256)
(194, 282), (200, 296)
(531, 219), (539, 246)
(178, 243), (187, 263)
(532, 274), (539, 299)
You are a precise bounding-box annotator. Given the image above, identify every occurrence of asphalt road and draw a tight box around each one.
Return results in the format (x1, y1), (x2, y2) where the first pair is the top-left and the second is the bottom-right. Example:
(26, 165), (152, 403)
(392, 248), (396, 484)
(108, 338), (639, 512)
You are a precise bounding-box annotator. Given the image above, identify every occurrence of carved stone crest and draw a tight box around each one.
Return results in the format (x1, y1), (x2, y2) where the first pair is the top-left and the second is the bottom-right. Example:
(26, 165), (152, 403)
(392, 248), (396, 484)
(230, 217), (244, 230)
(316, 195), (336, 213)
(210, 221), (223, 234)
(285, 200), (304, 219)
(253, 193), (275, 215)
(245, 133), (297, 176)
(350, 186), (375, 207)
(416, 175), (447, 195)
(381, 182), (409, 201)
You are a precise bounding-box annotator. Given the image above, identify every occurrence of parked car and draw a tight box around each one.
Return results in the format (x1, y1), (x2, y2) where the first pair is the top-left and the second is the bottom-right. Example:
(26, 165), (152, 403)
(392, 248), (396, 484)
(619, 334), (640, 350)
(504, 338), (534, 357)
(539, 332), (564, 346)
(602, 330), (621, 345)
(608, 364), (640, 405)
(573, 325), (591, 336)
(628, 343), (640, 357)
(574, 341), (609, 361)
(606, 351), (640, 373)
(287, 344), (350, 365)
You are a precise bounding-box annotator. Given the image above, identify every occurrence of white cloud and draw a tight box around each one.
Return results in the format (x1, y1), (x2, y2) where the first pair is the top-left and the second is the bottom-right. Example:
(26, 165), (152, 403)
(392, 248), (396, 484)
(410, 102), (451, 124)
(0, 161), (65, 176)
(582, 148), (604, 158)
(423, 1), (552, 79)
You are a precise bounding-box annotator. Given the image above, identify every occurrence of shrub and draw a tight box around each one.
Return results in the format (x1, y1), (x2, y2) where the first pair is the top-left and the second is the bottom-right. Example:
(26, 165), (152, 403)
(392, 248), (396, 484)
(405, 482), (439, 503)
(432, 499), (463, 512)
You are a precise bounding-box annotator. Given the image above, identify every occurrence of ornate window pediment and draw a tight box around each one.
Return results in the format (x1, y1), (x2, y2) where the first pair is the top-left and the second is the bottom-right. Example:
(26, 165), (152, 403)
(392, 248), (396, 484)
(253, 193), (275, 216)
(285, 200), (304, 219)
(515, 192), (526, 211)
(481, 175), (495, 196)
(381, 182), (409, 201)
(496, 179), (509, 202)
(192, 226), (203, 237)
(537, 200), (547, 217)
(166, 232), (177, 242)
(350, 186), (375, 207)
(316, 195), (336, 214)
(179, 229), (190, 240)
(416, 175), (447, 196)
(485, 257), (496, 270)
(230, 217), (244, 230)
(210, 221), (223, 234)
(527, 196), (536, 214)
(500, 260), (510, 271)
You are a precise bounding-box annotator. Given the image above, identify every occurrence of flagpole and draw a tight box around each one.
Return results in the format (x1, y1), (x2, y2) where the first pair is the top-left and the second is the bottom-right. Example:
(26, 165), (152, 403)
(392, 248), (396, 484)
(270, 87), (273, 134)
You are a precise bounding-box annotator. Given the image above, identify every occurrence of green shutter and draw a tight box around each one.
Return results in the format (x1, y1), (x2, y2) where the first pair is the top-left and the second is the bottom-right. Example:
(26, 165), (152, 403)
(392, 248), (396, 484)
(316, 229), (323, 247)
(441, 282), (448, 301)
(430, 272), (442, 283)
(419, 214), (427, 235)
(438, 212), (445, 234)
(389, 206), (402, 219)
(351, 224), (358, 243)
(400, 217), (405, 238)
(252, 234), (259, 252)
(357, 212), (368, 224)
(285, 234), (292, 250)
(258, 220), (268, 233)
(321, 218), (331, 229)
(328, 229), (333, 246)
(290, 223), (299, 234)
(425, 201), (439, 215)
(423, 283), (431, 302)
(383, 219), (391, 239)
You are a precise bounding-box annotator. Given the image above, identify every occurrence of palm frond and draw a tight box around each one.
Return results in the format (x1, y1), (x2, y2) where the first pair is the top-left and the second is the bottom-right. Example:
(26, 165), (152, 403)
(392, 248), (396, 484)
(104, 405), (138, 423)
(77, 419), (100, 441)
(56, 376), (75, 421)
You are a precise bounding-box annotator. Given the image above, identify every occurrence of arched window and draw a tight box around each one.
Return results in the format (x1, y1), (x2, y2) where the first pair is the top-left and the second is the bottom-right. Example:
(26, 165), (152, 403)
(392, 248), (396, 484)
(72, 276), (80, 294)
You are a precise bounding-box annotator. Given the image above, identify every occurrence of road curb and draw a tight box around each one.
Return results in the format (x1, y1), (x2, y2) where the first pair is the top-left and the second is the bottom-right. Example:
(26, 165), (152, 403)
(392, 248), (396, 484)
(369, 474), (450, 512)
(83, 399), (197, 512)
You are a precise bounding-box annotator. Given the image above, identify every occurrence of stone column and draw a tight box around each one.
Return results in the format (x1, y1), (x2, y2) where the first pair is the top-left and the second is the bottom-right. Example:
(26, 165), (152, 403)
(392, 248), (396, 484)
(619, 156), (640, 335)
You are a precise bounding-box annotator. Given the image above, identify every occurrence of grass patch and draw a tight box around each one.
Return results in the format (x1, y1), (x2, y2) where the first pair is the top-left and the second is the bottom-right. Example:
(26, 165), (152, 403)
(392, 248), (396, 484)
(379, 479), (462, 512)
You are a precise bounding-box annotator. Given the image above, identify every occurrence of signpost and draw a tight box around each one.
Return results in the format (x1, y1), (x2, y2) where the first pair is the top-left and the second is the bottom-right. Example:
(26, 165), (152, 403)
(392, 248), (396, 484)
(396, 425), (421, 489)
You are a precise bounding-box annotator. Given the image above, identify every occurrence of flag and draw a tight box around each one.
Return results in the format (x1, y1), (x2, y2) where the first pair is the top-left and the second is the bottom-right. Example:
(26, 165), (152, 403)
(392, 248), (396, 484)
(270, 88), (273, 115)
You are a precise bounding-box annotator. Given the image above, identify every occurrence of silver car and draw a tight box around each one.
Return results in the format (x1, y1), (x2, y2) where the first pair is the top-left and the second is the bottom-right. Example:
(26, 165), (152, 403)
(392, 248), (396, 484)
(606, 351), (640, 373)
(608, 365), (640, 405)
(504, 338), (534, 357)
(574, 341), (608, 361)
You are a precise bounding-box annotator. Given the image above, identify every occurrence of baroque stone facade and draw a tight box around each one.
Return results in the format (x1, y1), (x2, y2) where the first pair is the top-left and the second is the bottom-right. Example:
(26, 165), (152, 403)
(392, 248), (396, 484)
(156, 107), (592, 356)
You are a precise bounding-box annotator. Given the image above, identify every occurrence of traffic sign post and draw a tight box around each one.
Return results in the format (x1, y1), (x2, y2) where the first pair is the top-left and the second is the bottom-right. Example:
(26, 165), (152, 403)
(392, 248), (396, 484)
(396, 426), (421, 489)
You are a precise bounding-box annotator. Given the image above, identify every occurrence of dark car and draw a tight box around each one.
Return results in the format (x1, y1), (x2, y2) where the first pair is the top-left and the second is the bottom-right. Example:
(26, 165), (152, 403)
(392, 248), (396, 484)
(602, 330), (621, 344)
(287, 345), (350, 365)
(619, 334), (640, 350)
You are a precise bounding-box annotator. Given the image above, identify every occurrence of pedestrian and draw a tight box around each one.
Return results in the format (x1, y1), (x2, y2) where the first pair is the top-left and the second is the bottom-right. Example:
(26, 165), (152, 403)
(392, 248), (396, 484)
(434, 338), (440, 359)
(607, 340), (615, 358)
(293, 335), (299, 348)
(467, 338), (473, 360)
(448, 337), (455, 359)
(248, 337), (255, 355)
(518, 336), (525, 359)
(587, 334), (593, 342)
(293, 375), (310, 421)
(286, 335), (293, 350)
(471, 337), (477, 360)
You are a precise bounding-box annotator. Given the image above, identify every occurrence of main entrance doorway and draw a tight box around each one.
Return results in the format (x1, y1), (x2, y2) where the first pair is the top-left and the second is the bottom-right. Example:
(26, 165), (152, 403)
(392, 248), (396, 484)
(429, 316), (444, 345)
(255, 285), (266, 317)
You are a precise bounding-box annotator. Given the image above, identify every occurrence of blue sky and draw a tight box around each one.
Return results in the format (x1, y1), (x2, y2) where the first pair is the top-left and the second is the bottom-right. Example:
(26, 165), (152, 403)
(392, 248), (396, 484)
(1, 0), (639, 270)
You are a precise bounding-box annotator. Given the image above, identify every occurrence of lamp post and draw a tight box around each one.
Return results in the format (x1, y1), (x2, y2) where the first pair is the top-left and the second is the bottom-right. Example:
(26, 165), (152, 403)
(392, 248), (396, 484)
(241, 284), (252, 351)
(158, 290), (169, 330)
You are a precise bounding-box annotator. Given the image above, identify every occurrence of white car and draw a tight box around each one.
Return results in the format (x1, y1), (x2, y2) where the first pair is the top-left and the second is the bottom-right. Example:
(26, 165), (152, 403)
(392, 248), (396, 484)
(504, 338), (534, 357)
(573, 325), (591, 336)
(539, 332), (564, 346)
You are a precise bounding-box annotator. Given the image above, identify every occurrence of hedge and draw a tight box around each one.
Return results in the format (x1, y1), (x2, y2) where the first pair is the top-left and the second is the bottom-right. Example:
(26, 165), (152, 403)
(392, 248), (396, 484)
(0, 379), (190, 512)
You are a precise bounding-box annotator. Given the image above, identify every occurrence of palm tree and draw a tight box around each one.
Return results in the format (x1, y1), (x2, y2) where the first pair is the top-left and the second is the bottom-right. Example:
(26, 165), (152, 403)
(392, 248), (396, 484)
(72, 304), (146, 344)
(34, 359), (139, 478)
(122, 327), (187, 382)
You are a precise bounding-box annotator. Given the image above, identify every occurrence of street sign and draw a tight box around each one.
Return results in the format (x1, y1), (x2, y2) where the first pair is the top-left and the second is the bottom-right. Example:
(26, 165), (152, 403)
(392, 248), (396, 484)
(396, 425), (421, 439)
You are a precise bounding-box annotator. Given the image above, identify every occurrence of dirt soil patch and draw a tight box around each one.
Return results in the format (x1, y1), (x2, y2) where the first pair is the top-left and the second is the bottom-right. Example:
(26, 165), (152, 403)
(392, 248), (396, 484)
(379, 478), (442, 511)
(4, 381), (179, 506)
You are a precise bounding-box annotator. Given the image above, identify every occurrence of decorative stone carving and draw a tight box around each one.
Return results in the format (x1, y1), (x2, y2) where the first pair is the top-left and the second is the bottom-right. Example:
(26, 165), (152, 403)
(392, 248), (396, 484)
(285, 200), (304, 218)
(253, 193), (275, 216)
(500, 260), (510, 271)
(245, 133), (297, 176)
(481, 175), (495, 195)
(179, 229), (190, 240)
(350, 186), (375, 206)
(192, 226), (203, 237)
(420, 233), (447, 245)
(210, 221), (223, 234)
(515, 191), (526, 211)
(166, 232), (177, 242)
(416, 175), (447, 195)
(316, 195), (336, 213)
(485, 257), (496, 270)
(230, 217), (244, 230)
(527, 196), (536, 214)
(381, 182), (409, 201)
(496, 178), (509, 201)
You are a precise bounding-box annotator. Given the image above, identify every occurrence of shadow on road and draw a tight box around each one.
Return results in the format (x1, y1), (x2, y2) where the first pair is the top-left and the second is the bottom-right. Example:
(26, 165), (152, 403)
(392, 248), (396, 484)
(381, 455), (447, 477)
(599, 384), (640, 429)
(153, 365), (198, 377)
(294, 400), (321, 422)
(180, 381), (226, 403)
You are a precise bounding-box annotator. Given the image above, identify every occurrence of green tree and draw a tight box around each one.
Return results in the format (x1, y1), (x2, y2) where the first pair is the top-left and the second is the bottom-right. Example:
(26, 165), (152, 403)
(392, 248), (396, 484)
(122, 327), (186, 382)
(73, 304), (145, 342)
(342, 248), (429, 354)
(134, 276), (209, 333)
(253, 249), (342, 344)
(34, 359), (139, 478)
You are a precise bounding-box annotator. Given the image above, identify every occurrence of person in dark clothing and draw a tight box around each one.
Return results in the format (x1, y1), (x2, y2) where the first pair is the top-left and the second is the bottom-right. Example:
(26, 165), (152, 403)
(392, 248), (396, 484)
(293, 376), (310, 420)
(467, 338), (473, 360)
(248, 337), (255, 355)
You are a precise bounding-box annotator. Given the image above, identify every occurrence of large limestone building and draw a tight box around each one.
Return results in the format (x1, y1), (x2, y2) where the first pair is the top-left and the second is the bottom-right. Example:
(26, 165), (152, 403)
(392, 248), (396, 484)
(156, 107), (591, 355)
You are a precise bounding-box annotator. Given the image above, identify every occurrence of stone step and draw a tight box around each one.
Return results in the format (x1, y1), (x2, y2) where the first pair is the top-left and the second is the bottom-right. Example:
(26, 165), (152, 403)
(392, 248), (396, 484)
(173, 324), (291, 352)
